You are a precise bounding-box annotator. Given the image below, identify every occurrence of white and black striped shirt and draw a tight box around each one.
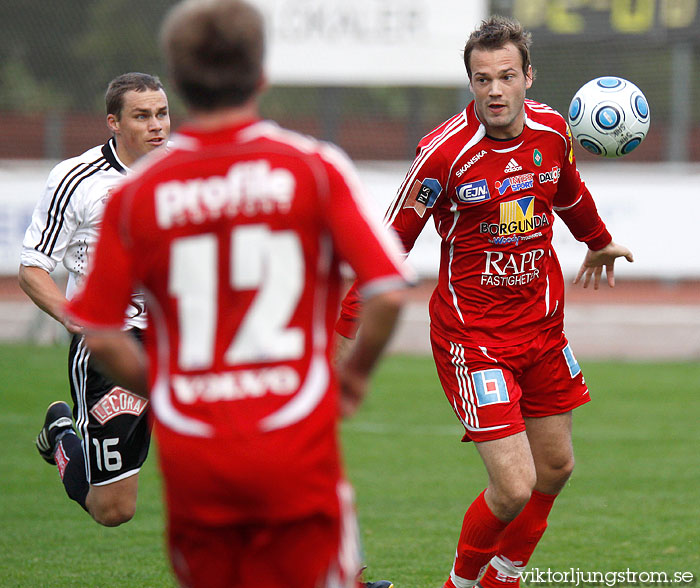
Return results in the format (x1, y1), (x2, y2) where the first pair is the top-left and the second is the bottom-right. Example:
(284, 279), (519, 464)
(21, 138), (146, 329)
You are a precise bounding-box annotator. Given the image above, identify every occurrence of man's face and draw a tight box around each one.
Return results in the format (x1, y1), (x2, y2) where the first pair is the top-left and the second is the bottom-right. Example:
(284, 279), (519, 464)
(107, 89), (170, 167)
(469, 43), (532, 140)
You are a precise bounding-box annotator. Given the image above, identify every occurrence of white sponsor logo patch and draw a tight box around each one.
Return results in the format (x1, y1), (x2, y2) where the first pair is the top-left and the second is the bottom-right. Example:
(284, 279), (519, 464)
(90, 387), (149, 425)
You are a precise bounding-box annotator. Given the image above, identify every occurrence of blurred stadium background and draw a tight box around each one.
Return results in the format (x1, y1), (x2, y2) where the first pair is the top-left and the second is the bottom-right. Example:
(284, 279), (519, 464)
(1, 0), (699, 358)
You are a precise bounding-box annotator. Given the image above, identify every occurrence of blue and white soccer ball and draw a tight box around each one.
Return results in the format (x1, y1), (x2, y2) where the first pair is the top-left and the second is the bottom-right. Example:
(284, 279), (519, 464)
(568, 76), (650, 158)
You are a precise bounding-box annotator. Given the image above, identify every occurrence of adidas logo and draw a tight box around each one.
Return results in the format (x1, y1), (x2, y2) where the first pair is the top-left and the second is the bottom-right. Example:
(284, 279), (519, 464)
(504, 158), (522, 173)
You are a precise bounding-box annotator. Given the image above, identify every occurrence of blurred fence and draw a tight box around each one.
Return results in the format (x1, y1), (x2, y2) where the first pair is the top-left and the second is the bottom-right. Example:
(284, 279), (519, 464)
(0, 0), (697, 162)
(2, 0), (699, 355)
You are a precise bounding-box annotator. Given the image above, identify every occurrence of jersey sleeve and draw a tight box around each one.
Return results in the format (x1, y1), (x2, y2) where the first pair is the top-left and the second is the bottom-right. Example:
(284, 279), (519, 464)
(336, 143), (448, 337)
(319, 144), (412, 299)
(384, 143), (448, 253)
(553, 126), (612, 250)
(335, 285), (362, 339)
(20, 164), (80, 272)
(66, 189), (135, 329)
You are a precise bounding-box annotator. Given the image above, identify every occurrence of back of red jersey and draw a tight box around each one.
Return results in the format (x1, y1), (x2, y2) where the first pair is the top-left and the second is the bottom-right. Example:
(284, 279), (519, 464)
(68, 119), (408, 523)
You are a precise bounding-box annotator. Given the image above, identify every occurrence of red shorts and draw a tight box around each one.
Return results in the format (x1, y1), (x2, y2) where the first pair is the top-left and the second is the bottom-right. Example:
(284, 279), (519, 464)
(167, 481), (361, 588)
(430, 326), (590, 443)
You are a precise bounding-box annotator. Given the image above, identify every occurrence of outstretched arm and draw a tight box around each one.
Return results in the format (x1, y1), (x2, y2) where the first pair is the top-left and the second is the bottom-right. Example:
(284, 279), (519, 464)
(573, 241), (634, 289)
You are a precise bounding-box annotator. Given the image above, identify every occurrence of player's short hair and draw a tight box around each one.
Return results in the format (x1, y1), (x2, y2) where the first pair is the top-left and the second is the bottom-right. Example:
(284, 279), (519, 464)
(105, 72), (165, 119)
(463, 16), (534, 81)
(160, 0), (265, 111)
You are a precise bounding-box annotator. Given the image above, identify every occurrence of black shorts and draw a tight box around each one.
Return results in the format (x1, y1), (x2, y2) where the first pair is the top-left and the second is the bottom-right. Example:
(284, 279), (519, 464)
(68, 329), (151, 485)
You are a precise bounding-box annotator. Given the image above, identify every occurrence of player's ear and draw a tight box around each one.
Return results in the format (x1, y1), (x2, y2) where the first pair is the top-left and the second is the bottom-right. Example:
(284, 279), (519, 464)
(525, 66), (533, 90)
(106, 113), (120, 135)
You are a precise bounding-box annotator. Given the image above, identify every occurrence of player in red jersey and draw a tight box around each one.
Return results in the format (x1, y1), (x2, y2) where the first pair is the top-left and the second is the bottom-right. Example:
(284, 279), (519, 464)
(65, 1), (409, 587)
(337, 16), (633, 588)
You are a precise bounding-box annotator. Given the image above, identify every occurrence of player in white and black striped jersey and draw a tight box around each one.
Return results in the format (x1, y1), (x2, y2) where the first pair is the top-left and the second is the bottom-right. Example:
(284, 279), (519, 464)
(19, 72), (170, 526)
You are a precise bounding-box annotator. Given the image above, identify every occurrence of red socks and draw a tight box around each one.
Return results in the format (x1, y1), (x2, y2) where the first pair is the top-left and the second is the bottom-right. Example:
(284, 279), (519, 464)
(452, 490), (509, 582)
(498, 490), (556, 565)
(450, 490), (558, 587)
(479, 490), (557, 587)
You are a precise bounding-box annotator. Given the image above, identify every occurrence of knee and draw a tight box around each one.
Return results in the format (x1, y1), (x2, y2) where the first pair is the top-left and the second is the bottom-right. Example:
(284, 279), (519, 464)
(89, 499), (136, 527)
(488, 476), (536, 521)
(557, 455), (576, 482)
(540, 455), (575, 493)
(86, 477), (139, 527)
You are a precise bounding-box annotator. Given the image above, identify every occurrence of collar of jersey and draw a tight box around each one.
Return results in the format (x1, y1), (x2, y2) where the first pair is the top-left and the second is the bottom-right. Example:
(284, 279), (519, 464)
(178, 117), (261, 144)
(102, 137), (130, 175)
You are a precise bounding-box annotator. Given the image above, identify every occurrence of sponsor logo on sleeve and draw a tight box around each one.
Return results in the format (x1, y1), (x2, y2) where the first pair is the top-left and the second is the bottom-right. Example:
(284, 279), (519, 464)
(403, 178), (442, 217)
(90, 387), (149, 425)
(455, 179), (490, 204)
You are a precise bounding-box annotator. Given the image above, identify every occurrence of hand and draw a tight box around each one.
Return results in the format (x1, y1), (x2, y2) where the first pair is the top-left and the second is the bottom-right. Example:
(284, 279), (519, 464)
(60, 313), (83, 334)
(59, 306), (83, 334)
(573, 241), (634, 289)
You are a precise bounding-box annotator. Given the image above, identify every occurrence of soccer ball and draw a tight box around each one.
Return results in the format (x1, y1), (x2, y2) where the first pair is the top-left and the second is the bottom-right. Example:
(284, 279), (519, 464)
(567, 76), (650, 158)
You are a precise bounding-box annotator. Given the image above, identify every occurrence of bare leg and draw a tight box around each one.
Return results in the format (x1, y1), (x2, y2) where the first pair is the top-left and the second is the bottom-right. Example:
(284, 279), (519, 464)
(524, 411), (575, 494)
(475, 431), (537, 522)
(86, 473), (139, 527)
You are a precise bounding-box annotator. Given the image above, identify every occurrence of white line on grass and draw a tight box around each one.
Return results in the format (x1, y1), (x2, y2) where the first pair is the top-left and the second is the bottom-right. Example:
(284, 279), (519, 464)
(343, 421), (461, 436)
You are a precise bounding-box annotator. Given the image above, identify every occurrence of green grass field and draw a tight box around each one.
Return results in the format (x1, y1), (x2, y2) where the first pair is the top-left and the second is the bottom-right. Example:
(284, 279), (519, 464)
(1, 343), (698, 587)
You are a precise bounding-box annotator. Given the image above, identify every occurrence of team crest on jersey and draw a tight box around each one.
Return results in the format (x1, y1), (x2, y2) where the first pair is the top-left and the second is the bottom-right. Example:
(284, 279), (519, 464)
(495, 173), (534, 196)
(90, 387), (148, 425)
(403, 178), (441, 217)
(455, 179), (490, 204)
(101, 188), (115, 204)
(533, 149), (543, 166)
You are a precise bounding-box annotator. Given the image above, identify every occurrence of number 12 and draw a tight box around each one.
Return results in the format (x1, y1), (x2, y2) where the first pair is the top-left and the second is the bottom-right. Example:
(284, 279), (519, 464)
(169, 225), (305, 370)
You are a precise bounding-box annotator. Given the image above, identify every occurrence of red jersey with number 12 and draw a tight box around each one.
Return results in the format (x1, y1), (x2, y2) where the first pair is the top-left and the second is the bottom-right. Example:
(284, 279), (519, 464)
(67, 119), (409, 525)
